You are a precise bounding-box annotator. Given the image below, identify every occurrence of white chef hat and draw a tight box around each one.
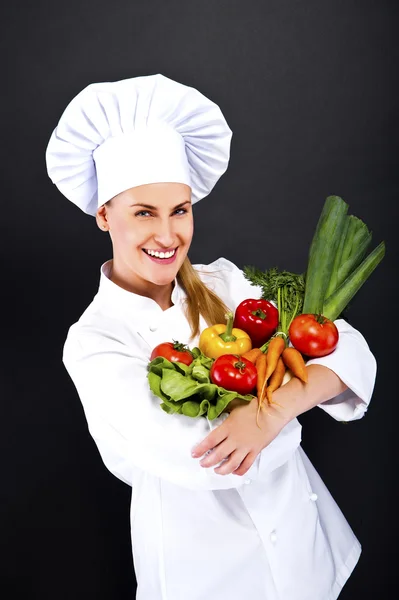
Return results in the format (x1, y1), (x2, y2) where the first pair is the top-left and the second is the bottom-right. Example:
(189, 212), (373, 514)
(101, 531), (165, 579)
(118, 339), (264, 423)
(45, 73), (232, 216)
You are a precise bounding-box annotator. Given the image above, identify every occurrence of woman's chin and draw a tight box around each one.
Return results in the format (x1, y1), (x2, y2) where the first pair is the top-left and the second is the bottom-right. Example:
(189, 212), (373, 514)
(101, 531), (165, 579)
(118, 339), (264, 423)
(146, 269), (178, 286)
(143, 254), (186, 281)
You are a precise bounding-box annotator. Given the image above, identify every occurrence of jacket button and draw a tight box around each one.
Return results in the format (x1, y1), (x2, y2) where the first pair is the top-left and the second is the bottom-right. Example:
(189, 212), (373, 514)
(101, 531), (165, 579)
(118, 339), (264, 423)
(149, 325), (158, 332)
(244, 479), (251, 485)
(270, 530), (277, 543)
(310, 493), (318, 501)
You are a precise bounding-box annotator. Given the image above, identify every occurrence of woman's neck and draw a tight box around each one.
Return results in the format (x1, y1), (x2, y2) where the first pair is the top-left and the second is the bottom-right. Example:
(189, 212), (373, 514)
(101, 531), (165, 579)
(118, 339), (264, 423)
(109, 260), (174, 310)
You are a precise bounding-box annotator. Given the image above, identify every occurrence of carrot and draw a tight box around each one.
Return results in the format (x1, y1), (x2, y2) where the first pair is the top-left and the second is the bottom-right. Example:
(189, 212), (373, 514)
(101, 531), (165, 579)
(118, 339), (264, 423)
(255, 352), (267, 401)
(255, 352), (267, 427)
(281, 347), (308, 383)
(264, 336), (286, 382)
(242, 347), (262, 364)
(266, 357), (286, 404)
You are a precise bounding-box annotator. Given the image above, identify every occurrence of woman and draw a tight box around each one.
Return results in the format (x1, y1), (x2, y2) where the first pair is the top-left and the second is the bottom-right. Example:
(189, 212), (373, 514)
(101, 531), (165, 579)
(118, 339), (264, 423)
(46, 73), (376, 600)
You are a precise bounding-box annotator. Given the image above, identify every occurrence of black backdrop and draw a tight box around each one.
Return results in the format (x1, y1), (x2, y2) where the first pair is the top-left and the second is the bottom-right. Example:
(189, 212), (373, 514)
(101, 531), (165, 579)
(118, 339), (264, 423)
(1, 1), (398, 598)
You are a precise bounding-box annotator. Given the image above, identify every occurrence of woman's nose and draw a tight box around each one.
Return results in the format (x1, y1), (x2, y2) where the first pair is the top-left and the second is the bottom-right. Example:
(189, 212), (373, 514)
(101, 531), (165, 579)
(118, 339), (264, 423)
(153, 220), (176, 247)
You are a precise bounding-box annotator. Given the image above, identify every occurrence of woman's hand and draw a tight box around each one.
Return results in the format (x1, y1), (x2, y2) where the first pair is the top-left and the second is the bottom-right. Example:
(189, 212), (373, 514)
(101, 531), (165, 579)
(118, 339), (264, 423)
(191, 397), (290, 476)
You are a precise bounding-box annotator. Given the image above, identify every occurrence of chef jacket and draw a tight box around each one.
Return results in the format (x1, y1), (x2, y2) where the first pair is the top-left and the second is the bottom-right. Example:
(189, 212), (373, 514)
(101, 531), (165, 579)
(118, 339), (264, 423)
(63, 257), (376, 600)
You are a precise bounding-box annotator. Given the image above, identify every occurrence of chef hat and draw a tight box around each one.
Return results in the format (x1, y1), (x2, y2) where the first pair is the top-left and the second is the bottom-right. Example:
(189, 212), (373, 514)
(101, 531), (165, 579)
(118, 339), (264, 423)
(45, 73), (232, 216)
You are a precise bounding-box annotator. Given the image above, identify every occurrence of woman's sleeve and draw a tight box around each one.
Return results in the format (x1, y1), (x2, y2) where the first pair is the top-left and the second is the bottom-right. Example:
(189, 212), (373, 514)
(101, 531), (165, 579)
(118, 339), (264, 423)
(63, 325), (261, 491)
(305, 318), (377, 421)
(194, 256), (264, 308)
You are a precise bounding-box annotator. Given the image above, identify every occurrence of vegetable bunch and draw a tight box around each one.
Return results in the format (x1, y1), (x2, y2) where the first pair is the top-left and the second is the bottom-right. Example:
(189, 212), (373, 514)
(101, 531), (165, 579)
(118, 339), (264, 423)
(241, 195), (385, 419)
(147, 195), (385, 425)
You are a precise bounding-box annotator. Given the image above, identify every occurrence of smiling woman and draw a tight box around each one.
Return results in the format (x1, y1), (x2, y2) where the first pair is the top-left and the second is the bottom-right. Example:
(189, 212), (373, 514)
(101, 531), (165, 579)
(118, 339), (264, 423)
(45, 73), (376, 600)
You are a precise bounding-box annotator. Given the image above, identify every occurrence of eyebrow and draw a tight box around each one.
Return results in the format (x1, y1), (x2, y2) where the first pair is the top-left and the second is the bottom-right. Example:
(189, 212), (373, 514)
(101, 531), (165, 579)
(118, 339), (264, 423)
(130, 200), (191, 210)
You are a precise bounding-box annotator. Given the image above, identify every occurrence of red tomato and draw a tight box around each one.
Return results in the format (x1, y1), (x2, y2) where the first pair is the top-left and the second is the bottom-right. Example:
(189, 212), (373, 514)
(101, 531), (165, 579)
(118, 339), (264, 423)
(210, 354), (257, 395)
(289, 314), (339, 357)
(150, 341), (193, 365)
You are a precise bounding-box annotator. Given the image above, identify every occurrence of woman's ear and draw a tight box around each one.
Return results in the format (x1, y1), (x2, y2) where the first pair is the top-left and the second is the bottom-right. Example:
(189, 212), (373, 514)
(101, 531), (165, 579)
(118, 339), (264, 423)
(96, 204), (109, 231)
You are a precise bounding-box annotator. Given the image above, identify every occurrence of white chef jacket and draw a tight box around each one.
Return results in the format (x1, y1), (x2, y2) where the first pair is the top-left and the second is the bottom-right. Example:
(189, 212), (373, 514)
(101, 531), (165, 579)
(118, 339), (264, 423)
(63, 257), (376, 600)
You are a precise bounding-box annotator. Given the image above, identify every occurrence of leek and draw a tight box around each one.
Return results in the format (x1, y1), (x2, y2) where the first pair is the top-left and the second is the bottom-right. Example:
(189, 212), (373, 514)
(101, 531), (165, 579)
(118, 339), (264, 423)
(302, 195), (348, 314)
(340, 215), (360, 267)
(325, 215), (350, 299)
(337, 229), (372, 289)
(323, 241), (386, 321)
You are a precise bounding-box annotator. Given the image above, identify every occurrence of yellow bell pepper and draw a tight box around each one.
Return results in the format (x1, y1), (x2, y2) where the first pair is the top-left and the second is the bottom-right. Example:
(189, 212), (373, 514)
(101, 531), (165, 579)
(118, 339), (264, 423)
(199, 312), (252, 359)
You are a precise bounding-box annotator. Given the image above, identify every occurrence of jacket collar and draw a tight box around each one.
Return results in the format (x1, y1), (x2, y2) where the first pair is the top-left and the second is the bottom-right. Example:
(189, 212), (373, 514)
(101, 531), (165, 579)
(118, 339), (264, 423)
(97, 259), (185, 312)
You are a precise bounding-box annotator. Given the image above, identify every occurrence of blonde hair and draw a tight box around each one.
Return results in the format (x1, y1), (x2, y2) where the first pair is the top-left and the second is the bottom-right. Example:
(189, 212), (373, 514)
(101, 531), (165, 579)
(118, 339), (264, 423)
(177, 256), (231, 341)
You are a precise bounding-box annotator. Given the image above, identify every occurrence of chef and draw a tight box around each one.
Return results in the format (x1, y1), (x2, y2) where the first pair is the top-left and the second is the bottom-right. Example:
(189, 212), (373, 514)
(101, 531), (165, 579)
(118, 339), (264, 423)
(46, 73), (376, 600)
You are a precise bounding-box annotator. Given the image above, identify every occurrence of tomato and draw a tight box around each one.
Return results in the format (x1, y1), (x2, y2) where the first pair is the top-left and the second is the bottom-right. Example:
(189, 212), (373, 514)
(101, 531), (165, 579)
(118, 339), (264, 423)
(289, 314), (339, 358)
(210, 354), (257, 395)
(150, 341), (194, 365)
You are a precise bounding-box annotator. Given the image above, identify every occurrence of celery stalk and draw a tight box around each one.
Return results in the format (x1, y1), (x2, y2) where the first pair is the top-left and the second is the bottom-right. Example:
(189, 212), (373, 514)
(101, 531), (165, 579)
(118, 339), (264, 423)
(302, 196), (348, 314)
(322, 241), (385, 320)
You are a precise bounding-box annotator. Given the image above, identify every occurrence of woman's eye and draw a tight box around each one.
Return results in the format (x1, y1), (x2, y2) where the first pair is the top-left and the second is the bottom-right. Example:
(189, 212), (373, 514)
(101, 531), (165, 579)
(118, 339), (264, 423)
(135, 208), (188, 217)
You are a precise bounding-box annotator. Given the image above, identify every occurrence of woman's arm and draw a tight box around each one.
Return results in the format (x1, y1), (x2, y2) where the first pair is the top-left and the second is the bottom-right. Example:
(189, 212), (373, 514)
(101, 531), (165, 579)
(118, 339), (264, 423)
(63, 327), (253, 491)
(192, 364), (346, 476)
(271, 363), (347, 420)
(304, 318), (377, 421)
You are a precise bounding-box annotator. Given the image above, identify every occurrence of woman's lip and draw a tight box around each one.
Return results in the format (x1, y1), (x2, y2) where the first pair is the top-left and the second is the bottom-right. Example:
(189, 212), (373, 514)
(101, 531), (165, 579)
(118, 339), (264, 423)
(142, 248), (178, 264)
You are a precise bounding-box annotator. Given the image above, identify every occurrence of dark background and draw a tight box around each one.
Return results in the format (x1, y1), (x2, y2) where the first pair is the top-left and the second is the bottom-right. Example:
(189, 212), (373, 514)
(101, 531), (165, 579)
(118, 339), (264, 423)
(1, 0), (397, 598)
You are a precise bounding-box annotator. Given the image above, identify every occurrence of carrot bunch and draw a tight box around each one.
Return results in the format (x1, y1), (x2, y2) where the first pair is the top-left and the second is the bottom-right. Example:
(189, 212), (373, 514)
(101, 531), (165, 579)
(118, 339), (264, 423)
(243, 335), (308, 428)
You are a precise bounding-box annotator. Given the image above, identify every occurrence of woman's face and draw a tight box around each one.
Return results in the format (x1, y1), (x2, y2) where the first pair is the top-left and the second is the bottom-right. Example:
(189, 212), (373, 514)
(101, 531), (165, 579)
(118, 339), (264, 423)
(97, 182), (194, 291)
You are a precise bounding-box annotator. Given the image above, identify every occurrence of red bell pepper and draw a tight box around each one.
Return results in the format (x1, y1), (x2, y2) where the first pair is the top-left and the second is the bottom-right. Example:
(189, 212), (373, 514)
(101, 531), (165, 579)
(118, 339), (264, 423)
(233, 298), (279, 347)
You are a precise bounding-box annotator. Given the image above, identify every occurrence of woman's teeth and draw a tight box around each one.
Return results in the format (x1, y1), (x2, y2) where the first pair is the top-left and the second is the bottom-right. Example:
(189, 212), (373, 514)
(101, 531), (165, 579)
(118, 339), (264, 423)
(144, 248), (176, 259)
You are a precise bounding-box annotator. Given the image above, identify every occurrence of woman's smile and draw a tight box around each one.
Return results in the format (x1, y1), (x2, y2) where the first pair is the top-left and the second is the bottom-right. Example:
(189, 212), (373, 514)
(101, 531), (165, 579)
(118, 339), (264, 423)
(142, 247), (178, 264)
